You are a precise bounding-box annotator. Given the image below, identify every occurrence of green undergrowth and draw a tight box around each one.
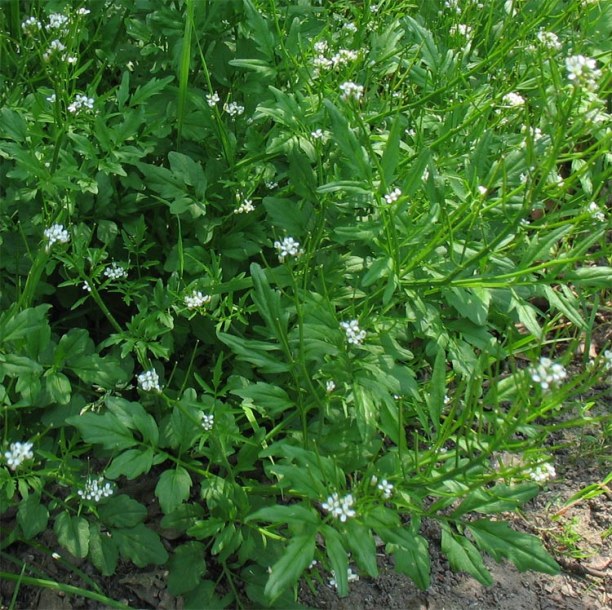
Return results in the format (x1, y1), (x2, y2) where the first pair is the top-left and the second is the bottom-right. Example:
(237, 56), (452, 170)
(0, 0), (610, 608)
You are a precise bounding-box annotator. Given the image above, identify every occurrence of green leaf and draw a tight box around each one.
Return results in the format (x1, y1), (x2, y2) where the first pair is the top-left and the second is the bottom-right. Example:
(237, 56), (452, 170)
(0, 305), (50, 346)
(250, 263), (288, 344)
(44, 371), (71, 405)
(381, 114), (402, 186)
(167, 541), (206, 596)
(232, 382), (293, 418)
(428, 348), (446, 434)
(451, 484), (540, 518)
(187, 518), (225, 540)
(161, 503), (205, 533)
(441, 525), (492, 586)
(345, 521), (378, 578)
(54, 511), (90, 559)
(264, 528), (316, 603)
(168, 152), (207, 199)
(69, 353), (129, 389)
(217, 333), (290, 374)
(98, 495), (147, 528)
(391, 532), (430, 590)
(105, 448), (155, 480)
(66, 412), (135, 451)
(322, 525), (349, 597)
(467, 519), (560, 574)
(130, 75), (174, 106)
(0, 354), (43, 377)
(155, 467), (192, 514)
(263, 196), (313, 235)
(113, 523), (169, 567)
(246, 503), (319, 526)
(563, 267), (612, 288)
(89, 523), (119, 576)
(0, 108), (27, 141)
(444, 287), (490, 326)
(17, 494), (49, 540)
(243, 0), (275, 59)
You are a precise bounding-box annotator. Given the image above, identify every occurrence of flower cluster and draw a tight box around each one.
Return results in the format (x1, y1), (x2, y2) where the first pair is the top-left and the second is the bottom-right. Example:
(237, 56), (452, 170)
(384, 187), (402, 204)
(326, 380), (336, 393)
(529, 462), (556, 483)
(206, 92), (220, 107)
(137, 369), (161, 393)
(184, 290), (211, 310)
(340, 319), (366, 346)
(103, 262), (128, 280)
(501, 92), (525, 107)
(4, 441), (34, 470)
(44, 224), (70, 250)
(223, 101), (245, 117)
(311, 128), (325, 140)
(565, 55), (601, 91)
(312, 41), (359, 76)
(339, 81), (364, 101)
(77, 476), (114, 502)
(274, 236), (302, 262)
(235, 198), (255, 214)
(529, 357), (567, 391)
(22, 17), (42, 35)
(536, 30), (562, 51)
(321, 492), (356, 522)
(586, 202), (605, 222)
(201, 413), (214, 431)
(371, 475), (394, 499)
(67, 93), (94, 114)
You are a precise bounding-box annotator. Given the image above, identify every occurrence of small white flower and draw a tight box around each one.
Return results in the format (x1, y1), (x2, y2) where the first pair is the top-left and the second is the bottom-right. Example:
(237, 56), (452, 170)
(340, 319), (366, 346)
(4, 441), (34, 470)
(223, 101), (245, 117)
(83, 281), (92, 292)
(536, 30), (561, 51)
(586, 202), (605, 222)
(326, 380), (336, 393)
(603, 350), (612, 371)
(274, 236), (302, 262)
(502, 92), (525, 107)
(343, 21), (358, 33)
(21, 16), (42, 34)
(529, 462), (556, 483)
(377, 478), (394, 499)
(384, 187), (401, 204)
(184, 290), (211, 309)
(47, 13), (69, 30)
(43, 39), (66, 62)
(77, 8), (91, 16)
(44, 224), (70, 250)
(311, 128), (324, 139)
(329, 567), (359, 589)
(67, 94), (94, 114)
(529, 357), (567, 391)
(477, 185), (488, 195)
(321, 492), (356, 522)
(235, 198), (255, 214)
(206, 92), (220, 106)
(339, 81), (364, 101)
(450, 23), (473, 37)
(137, 369), (161, 393)
(566, 55), (601, 91)
(201, 413), (214, 431)
(103, 262), (127, 281)
(77, 476), (114, 502)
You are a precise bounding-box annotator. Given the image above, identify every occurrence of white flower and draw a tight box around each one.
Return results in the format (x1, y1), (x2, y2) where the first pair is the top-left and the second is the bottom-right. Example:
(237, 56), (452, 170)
(103, 262), (127, 280)
(339, 81), (364, 101)
(586, 202), (605, 222)
(311, 128), (324, 139)
(201, 413), (214, 431)
(330, 49), (359, 68)
(603, 350), (612, 371)
(274, 236), (302, 262)
(502, 92), (525, 107)
(47, 13), (69, 30)
(384, 187), (401, 204)
(536, 30), (561, 51)
(566, 55), (601, 91)
(444, 0), (461, 14)
(235, 198), (255, 214)
(206, 92), (220, 107)
(44, 224), (70, 249)
(477, 185), (488, 195)
(340, 319), (366, 346)
(78, 476), (114, 502)
(43, 39), (66, 62)
(321, 492), (356, 522)
(329, 567), (359, 589)
(450, 23), (473, 37)
(67, 94), (94, 114)
(223, 101), (245, 117)
(530, 357), (567, 391)
(83, 281), (92, 292)
(137, 369), (161, 392)
(184, 290), (211, 309)
(529, 463), (556, 483)
(326, 380), (336, 393)
(77, 8), (91, 16)
(21, 16), (42, 34)
(343, 21), (357, 33)
(377, 478), (394, 499)
(4, 441), (34, 470)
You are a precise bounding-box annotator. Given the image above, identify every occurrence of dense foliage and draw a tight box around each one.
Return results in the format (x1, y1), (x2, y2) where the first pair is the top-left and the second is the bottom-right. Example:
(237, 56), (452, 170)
(0, 0), (610, 607)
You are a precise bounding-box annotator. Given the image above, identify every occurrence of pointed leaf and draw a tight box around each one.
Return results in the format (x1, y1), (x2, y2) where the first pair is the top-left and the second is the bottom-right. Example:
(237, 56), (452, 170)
(155, 467), (192, 514)
(54, 511), (90, 558)
(113, 523), (169, 567)
(441, 525), (492, 585)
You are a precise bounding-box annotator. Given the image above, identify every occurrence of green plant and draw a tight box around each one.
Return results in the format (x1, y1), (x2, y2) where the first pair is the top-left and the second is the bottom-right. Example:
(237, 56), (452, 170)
(0, 0), (610, 607)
